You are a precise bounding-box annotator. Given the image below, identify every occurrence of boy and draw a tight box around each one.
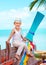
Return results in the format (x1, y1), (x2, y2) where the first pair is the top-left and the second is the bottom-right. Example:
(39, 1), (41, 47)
(6, 19), (33, 60)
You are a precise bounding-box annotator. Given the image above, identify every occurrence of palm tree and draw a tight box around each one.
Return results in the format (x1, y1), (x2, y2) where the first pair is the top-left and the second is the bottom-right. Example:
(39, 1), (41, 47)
(29, 0), (46, 10)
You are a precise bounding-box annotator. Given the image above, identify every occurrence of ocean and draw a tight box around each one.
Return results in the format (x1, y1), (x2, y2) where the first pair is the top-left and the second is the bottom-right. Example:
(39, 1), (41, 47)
(0, 29), (46, 51)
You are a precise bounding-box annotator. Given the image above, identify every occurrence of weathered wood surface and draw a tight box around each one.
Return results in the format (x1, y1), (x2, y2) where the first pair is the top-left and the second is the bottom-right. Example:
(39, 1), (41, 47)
(0, 43), (42, 65)
(0, 45), (1, 64)
(27, 57), (42, 65)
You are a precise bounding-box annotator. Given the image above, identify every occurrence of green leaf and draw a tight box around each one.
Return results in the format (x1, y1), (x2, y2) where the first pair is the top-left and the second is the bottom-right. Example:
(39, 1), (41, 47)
(29, 0), (38, 10)
(37, 0), (45, 8)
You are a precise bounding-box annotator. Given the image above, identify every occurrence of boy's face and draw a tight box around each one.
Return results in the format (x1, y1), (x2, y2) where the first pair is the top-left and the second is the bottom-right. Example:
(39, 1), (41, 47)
(14, 21), (21, 28)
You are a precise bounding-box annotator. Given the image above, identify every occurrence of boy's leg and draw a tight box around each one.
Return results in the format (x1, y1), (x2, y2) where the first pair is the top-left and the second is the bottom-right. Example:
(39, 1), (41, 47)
(13, 42), (33, 60)
(12, 42), (25, 60)
(16, 44), (25, 56)
(15, 43), (25, 60)
(23, 43), (33, 57)
(16, 42), (33, 57)
(12, 42), (21, 60)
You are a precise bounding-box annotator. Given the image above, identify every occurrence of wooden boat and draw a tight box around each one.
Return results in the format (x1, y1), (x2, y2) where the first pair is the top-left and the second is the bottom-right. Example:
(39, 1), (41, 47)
(34, 50), (46, 62)
(0, 43), (43, 65)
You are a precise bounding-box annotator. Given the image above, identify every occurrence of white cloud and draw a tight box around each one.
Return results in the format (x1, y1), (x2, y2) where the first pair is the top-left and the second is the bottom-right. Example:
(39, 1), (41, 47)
(0, 7), (30, 29)
(38, 18), (46, 29)
(31, 6), (45, 12)
(0, 7), (29, 20)
(0, 7), (46, 30)
(21, 22), (32, 29)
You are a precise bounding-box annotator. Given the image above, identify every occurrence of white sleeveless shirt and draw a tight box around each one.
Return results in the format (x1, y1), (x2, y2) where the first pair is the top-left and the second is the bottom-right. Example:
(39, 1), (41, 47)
(12, 28), (22, 42)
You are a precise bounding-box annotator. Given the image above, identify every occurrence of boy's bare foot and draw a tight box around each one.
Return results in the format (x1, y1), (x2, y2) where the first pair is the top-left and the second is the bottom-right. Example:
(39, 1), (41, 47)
(27, 53), (34, 57)
(15, 54), (20, 60)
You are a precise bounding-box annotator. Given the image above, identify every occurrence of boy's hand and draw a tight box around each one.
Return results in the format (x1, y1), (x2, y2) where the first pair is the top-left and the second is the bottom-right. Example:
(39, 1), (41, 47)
(23, 37), (27, 42)
(21, 35), (27, 42)
(6, 40), (10, 44)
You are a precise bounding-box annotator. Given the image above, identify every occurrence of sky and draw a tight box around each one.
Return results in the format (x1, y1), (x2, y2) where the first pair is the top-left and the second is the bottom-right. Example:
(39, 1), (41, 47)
(0, 0), (46, 30)
(0, 0), (46, 50)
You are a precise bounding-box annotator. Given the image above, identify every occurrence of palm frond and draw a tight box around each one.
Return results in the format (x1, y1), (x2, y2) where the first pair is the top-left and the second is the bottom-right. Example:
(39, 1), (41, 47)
(37, 0), (45, 8)
(44, 0), (46, 9)
(29, 0), (38, 10)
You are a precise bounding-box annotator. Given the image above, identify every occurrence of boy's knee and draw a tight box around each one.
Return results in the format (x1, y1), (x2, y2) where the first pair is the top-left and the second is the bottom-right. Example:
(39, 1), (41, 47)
(20, 43), (25, 48)
(20, 42), (27, 49)
(23, 44), (27, 48)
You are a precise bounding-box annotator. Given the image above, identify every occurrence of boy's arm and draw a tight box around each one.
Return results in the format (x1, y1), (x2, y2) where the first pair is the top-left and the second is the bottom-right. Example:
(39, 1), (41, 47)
(21, 35), (27, 41)
(6, 29), (15, 43)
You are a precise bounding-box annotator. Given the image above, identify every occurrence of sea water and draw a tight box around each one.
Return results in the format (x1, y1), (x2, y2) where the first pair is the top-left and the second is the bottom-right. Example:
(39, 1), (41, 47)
(0, 29), (46, 51)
